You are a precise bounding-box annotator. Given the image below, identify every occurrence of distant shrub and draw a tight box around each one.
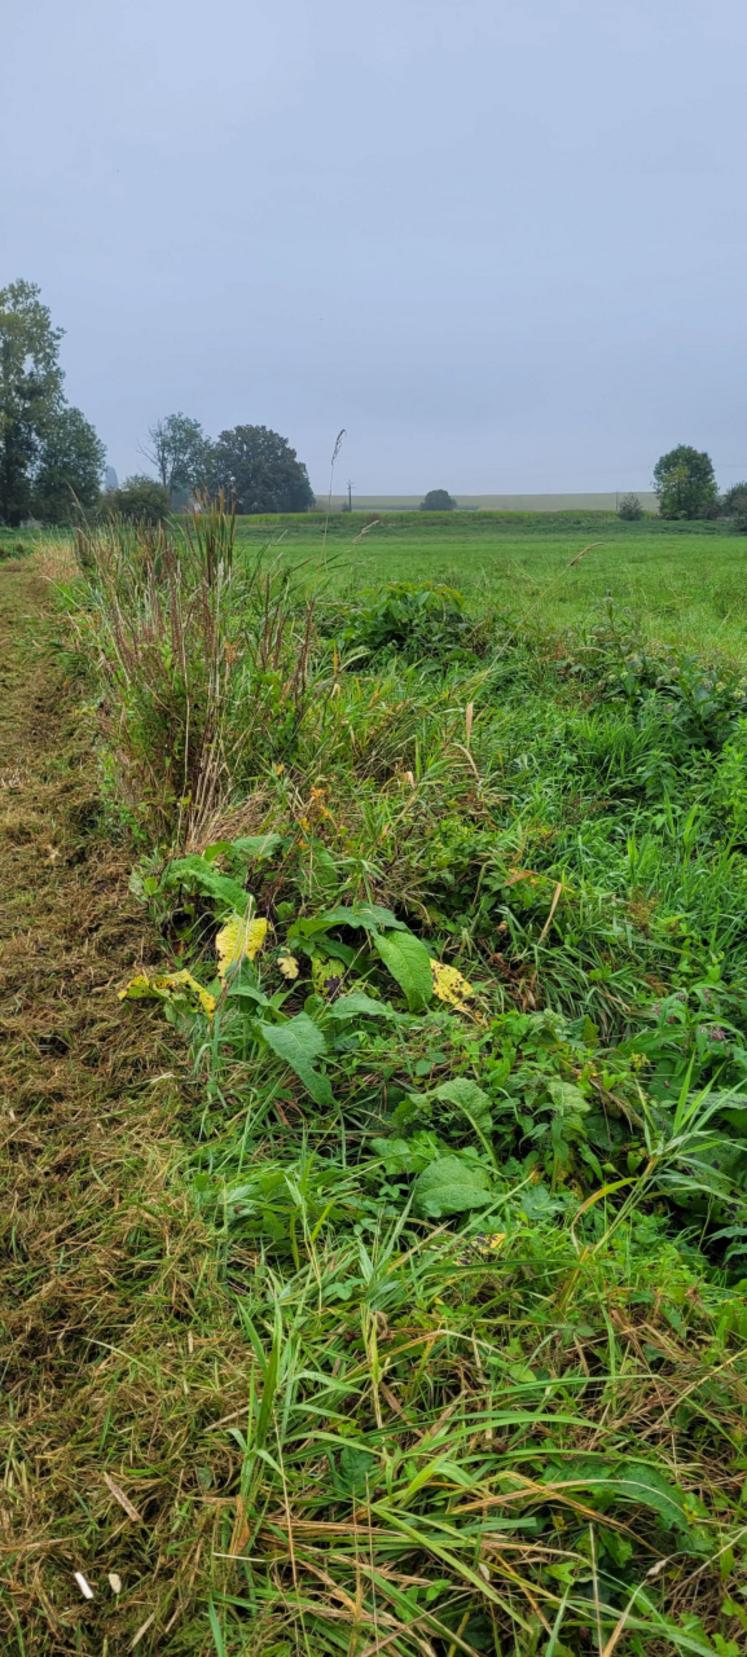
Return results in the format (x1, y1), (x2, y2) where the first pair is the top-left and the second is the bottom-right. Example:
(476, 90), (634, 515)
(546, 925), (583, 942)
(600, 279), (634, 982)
(617, 493), (643, 521)
(108, 475), (169, 525)
(721, 482), (747, 534)
(721, 482), (747, 513)
(420, 489), (457, 512)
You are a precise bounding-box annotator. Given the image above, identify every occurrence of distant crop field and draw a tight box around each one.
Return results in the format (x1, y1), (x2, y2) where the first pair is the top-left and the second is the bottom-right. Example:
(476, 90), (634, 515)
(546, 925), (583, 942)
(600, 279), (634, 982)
(234, 510), (747, 660)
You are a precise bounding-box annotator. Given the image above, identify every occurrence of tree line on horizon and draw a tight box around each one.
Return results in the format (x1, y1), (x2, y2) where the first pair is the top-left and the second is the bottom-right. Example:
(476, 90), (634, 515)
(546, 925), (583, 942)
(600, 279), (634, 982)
(2, 280), (747, 528)
(0, 282), (313, 526)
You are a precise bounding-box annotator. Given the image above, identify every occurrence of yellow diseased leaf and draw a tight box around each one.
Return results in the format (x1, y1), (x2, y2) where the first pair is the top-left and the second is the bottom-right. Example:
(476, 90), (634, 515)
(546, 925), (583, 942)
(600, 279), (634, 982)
(311, 957), (344, 995)
(278, 953), (300, 980)
(119, 968), (216, 1019)
(216, 913), (268, 980)
(118, 974), (154, 1002)
(158, 970), (217, 1018)
(430, 958), (475, 1015)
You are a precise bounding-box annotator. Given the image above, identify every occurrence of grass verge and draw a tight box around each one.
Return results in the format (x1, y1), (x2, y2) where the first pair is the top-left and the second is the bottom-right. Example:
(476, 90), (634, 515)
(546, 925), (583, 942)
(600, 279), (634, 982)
(5, 520), (747, 1654)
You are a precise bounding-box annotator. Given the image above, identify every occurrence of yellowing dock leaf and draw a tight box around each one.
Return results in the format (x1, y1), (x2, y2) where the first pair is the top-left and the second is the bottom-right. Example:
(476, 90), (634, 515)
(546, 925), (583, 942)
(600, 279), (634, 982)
(119, 968), (216, 1019)
(216, 913), (268, 980)
(430, 959), (475, 1015)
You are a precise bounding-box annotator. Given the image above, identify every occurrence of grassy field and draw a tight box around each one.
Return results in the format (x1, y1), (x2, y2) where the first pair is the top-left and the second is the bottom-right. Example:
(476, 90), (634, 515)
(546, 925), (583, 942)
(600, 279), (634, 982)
(5, 509), (746, 658)
(232, 511), (747, 660)
(3, 511), (747, 1654)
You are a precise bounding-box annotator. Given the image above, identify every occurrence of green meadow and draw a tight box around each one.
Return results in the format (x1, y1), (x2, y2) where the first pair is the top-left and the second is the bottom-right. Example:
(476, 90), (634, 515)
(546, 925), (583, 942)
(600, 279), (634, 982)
(234, 511), (747, 659)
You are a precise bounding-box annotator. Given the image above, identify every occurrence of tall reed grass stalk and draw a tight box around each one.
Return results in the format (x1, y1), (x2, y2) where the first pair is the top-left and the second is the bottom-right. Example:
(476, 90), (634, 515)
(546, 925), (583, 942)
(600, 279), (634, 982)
(74, 501), (319, 844)
(75, 505), (236, 841)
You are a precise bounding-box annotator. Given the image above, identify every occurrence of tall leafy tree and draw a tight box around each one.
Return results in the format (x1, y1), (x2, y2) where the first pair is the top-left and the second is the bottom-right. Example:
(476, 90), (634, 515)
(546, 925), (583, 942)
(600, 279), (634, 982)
(33, 406), (105, 522)
(145, 412), (208, 504)
(206, 424), (314, 513)
(653, 445), (718, 520)
(0, 280), (65, 525)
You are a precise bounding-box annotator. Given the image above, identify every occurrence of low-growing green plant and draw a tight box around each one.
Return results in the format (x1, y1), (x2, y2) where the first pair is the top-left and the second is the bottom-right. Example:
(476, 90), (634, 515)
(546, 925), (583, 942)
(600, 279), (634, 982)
(122, 840), (747, 1266)
(0, 533), (32, 561)
(118, 894), (747, 1649)
(332, 579), (472, 661)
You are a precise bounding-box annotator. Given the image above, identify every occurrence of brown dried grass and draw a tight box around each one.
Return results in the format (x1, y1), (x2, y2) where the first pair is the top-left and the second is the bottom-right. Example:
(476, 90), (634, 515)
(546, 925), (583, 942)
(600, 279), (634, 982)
(0, 567), (246, 1653)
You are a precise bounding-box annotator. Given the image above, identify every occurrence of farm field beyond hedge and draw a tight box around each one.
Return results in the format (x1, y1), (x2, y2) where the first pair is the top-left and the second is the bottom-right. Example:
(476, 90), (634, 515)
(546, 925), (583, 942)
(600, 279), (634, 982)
(2, 511), (747, 1656)
(230, 512), (747, 660)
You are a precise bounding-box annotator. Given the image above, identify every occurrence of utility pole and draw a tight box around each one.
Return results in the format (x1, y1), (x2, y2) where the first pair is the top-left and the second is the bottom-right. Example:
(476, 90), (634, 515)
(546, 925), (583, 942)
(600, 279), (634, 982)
(346, 479), (353, 513)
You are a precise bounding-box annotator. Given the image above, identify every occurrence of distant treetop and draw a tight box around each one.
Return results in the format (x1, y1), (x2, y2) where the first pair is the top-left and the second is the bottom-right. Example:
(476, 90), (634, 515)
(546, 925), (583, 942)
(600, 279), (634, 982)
(206, 425), (314, 514)
(145, 413), (209, 506)
(721, 481), (747, 534)
(420, 489), (457, 512)
(654, 445), (718, 520)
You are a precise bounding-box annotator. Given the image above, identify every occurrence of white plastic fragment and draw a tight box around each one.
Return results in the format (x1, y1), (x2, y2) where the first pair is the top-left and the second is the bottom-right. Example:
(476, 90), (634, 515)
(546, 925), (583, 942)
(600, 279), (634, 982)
(74, 1571), (94, 1600)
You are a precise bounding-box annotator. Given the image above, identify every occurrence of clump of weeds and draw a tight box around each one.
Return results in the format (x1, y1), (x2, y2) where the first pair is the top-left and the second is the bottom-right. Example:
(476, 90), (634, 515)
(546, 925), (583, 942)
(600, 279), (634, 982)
(66, 532), (747, 1653)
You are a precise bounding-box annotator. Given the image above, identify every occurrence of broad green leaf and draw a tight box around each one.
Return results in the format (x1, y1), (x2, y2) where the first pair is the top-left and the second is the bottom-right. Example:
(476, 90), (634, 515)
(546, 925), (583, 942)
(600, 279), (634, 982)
(547, 1080), (590, 1116)
(372, 1133), (444, 1175)
(225, 977), (272, 1009)
(372, 929), (433, 1011)
(540, 1456), (708, 1547)
(337, 1445), (376, 1496)
(231, 833), (284, 859)
(202, 832), (283, 865)
(328, 991), (398, 1021)
(321, 903), (406, 931)
(413, 1155), (493, 1217)
(431, 1078), (493, 1128)
(306, 937), (357, 967)
(258, 1012), (333, 1107)
(162, 854), (248, 914)
(294, 904), (406, 938)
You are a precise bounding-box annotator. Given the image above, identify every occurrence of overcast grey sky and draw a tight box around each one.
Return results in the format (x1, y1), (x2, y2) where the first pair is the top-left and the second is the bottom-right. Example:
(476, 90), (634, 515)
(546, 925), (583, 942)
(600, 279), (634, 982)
(2, 0), (746, 494)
